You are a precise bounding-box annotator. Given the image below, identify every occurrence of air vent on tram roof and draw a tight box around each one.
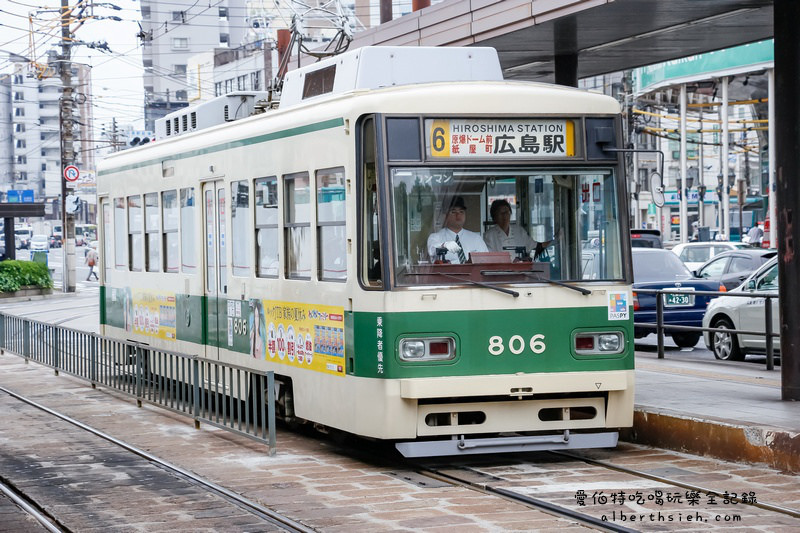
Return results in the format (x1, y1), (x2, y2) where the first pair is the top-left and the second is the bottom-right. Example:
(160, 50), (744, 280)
(154, 91), (270, 139)
(279, 46), (503, 109)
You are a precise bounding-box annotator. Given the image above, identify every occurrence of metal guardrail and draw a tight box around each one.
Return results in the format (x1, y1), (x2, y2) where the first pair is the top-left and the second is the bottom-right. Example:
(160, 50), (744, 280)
(0, 312), (277, 454)
(633, 288), (778, 370)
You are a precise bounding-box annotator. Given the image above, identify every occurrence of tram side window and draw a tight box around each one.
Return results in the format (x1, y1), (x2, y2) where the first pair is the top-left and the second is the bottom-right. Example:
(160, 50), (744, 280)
(128, 196), (143, 271)
(254, 176), (279, 277)
(114, 198), (127, 270)
(162, 190), (179, 273)
(360, 117), (381, 287)
(180, 188), (197, 274)
(317, 167), (346, 281)
(144, 193), (160, 272)
(284, 172), (311, 279)
(231, 180), (251, 277)
(102, 200), (112, 276)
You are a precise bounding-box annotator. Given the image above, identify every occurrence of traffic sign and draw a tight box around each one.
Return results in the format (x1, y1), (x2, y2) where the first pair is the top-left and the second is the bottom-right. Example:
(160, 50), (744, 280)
(64, 165), (80, 182)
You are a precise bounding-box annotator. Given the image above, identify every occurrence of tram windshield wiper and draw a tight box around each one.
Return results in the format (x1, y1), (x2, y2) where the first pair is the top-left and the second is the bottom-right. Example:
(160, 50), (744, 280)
(480, 270), (592, 296)
(429, 272), (519, 297)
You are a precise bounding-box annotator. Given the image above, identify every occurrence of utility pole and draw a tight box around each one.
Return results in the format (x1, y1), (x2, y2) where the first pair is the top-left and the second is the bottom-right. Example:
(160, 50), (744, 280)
(60, 0), (76, 293)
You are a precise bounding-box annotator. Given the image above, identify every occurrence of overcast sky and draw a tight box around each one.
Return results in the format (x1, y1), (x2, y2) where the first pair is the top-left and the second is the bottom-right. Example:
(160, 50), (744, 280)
(1, 0), (145, 131)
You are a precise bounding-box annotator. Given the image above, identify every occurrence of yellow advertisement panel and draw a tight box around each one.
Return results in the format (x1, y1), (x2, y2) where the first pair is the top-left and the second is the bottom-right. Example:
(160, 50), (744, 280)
(250, 299), (345, 377)
(129, 289), (178, 340)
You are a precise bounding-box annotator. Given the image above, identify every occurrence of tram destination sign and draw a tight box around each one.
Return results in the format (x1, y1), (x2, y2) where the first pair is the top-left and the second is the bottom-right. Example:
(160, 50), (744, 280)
(426, 118), (575, 159)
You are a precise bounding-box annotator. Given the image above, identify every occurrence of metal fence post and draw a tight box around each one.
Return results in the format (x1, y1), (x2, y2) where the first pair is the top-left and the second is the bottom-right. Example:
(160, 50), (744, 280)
(23, 320), (30, 360)
(53, 326), (60, 375)
(266, 371), (276, 455)
(193, 358), (201, 430)
(656, 291), (665, 359)
(765, 295), (774, 371)
(135, 345), (143, 407)
(90, 334), (98, 387)
(0, 313), (5, 354)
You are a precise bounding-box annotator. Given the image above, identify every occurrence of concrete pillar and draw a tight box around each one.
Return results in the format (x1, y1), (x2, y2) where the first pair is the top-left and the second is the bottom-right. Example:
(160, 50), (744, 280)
(680, 84), (688, 243)
(554, 18), (578, 87)
(775, 0), (800, 400)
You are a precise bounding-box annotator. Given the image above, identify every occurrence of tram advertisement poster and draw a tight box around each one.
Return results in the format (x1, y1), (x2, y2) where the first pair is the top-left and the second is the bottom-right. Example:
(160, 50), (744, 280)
(124, 289), (177, 340)
(426, 118), (575, 159)
(249, 299), (345, 377)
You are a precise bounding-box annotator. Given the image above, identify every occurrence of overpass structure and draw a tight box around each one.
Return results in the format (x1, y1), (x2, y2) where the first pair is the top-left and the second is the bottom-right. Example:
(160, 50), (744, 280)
(348, 0), (773, 85)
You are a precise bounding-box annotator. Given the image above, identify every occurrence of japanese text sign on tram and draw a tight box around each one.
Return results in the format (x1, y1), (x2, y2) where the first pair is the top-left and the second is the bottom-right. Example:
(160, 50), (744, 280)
(426, 119), (575, 159)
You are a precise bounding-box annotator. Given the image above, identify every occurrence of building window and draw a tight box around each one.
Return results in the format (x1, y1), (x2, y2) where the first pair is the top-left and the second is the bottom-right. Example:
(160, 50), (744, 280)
(16, 172), (27, 181)
(114, 198), (127, 270)
(180, 188), (196, 274)
(41, 163), (46, 171)
(317, 168), (346, 281)
(219, 33), (229, 46)
(172, 38), (189, 50)
(17, 156), (27, 164)
(13, 75), (23, 84)
(14, 92), (23, 101)
(284, 172), (311, 279)
(16, 139), (26, 149)
(231, 181), (251, 277)
(141, 6), (150, 18)
(237, 75), (246, 90)
(219, 7), (229, 20)
(175, 90), (187, 101)
(224, 79), (233, 94)
(173, 64), (187, 76)
(172, 11), (184, 22)
(255, 176), (279, 277)
(251, 71), (261, 91)
(162, 190), (179, 273)
(215, 82), (222, 97)
(144, 193), (160, 272)
(15, 107), (24, 117)
(128, 195), (143, 271)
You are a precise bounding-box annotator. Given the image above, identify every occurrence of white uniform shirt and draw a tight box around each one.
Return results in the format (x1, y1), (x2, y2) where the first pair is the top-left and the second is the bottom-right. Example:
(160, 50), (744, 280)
(484, 224), (539, 259)
(427, 227), (488, 263)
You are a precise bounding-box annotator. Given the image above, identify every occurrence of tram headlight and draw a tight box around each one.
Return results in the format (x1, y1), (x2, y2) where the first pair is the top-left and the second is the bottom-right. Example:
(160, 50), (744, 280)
(598, 334), (621, 352)
(399, 337), (455, 361)
(573, 332), (624, 355)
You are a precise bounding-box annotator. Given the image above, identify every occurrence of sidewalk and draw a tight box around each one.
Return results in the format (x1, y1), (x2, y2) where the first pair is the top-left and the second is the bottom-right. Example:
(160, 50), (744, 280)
(628, 351), (800, 473)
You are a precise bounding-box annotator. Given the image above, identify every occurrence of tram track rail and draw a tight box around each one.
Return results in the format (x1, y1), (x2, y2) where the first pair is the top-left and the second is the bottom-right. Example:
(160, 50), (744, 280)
(0, 385), (314, 533)
(0, 476), (66, 533)
(412, 464), (637, 533)
(552, 450), (800, 520)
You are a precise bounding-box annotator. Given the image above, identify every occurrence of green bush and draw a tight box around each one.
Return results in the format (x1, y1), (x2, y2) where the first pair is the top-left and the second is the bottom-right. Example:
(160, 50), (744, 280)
(0, 260), (54, 293)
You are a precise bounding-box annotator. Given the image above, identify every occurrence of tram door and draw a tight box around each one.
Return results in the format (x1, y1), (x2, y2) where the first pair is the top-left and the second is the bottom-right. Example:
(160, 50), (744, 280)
(203, 181), (228, 359)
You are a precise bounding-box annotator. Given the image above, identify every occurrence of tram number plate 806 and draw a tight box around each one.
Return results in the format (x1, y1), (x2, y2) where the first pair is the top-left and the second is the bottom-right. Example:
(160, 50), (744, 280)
(488, 334), (546, 356)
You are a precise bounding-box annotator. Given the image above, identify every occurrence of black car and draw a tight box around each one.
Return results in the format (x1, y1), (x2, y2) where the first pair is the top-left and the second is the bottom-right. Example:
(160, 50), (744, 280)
(632, 248), (723, 348)
(694, 249), (777, 291)
(631, 229), (662, 248)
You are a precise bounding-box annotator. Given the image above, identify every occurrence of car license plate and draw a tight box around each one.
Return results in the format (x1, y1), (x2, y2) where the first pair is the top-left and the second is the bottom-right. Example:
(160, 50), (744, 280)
(665, 290), (694, 307)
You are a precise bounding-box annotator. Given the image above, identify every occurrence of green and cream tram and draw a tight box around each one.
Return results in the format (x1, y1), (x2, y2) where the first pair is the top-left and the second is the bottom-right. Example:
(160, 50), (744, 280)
(97, 46), (634, 456)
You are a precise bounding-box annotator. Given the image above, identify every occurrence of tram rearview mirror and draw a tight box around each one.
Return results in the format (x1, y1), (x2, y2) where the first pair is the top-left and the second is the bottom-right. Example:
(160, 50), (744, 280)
(650, 172), (665, 208)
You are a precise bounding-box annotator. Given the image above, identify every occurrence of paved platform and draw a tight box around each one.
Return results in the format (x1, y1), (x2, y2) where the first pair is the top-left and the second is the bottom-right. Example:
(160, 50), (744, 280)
(628, 351), (800, 473)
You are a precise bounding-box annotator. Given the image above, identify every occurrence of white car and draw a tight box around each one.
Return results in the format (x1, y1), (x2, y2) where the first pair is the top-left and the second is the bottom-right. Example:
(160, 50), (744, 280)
(702, 258), (779, 361)
(30, 234), (50, 252)
(671, 241), (750, 271)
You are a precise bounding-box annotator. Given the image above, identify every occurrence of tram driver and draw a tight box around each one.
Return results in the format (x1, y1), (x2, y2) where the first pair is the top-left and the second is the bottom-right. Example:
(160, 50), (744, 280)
(483, 199), (557, 261)
(427, 196), (488, 263)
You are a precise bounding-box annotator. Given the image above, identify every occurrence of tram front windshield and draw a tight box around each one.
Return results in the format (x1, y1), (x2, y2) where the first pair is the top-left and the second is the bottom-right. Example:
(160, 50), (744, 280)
(388, 168), (624, 287)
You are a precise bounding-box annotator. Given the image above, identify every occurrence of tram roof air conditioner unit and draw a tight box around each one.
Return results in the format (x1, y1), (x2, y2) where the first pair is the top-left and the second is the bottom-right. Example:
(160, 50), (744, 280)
(279, 46), (504, 109)
(154, 91), (270, 140)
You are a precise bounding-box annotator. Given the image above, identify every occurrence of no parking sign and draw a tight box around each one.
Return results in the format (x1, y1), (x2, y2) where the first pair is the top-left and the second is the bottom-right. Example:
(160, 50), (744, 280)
(63, 165), (80, 182)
